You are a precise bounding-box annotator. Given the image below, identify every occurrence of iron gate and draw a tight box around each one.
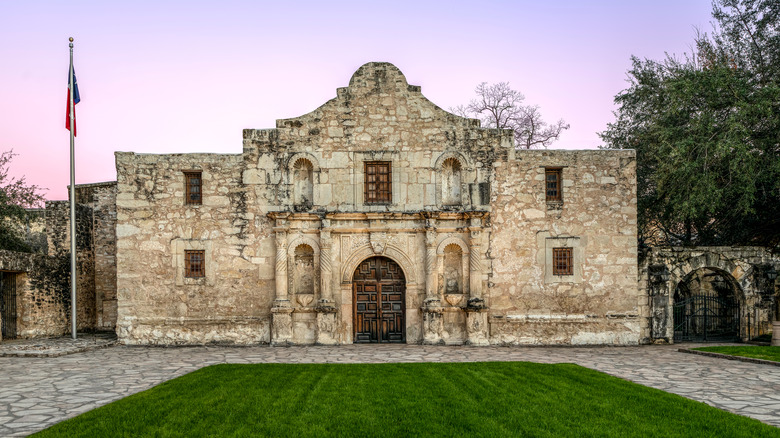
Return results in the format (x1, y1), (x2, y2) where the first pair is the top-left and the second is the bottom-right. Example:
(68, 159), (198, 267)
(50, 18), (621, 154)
(673, 295), (739, 342)
(0, 272), (17, 339)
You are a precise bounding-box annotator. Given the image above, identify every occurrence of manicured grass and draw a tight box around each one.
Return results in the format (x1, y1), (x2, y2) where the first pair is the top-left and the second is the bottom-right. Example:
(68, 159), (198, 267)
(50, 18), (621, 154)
(34, 362), (778, 438)
(694, 345), (780, 362)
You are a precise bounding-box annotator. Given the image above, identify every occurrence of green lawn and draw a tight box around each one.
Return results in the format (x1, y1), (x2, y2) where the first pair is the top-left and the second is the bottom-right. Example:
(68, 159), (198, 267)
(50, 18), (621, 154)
(693, 345), (780, 362)
(34, 362), (778, 438)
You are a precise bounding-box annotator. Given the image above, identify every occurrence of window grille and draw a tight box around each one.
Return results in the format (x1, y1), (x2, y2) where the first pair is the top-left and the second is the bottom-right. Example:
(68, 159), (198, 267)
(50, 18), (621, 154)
(184, 171), (202, 205)
(184, 250), (205, 278)
(545, 168), (562, 202)
(364, 161), (392, 204)
(552, 247), (573, 275)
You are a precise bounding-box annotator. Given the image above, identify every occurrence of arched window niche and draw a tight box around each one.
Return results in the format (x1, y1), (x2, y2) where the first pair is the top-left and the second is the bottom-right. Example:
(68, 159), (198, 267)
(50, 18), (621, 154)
(442, 243), (464, 294)
(292, 158), (314, 210)
(293, 244), (315, 295)
(435, 152), (470, 208)
(441, 157), (462, 206)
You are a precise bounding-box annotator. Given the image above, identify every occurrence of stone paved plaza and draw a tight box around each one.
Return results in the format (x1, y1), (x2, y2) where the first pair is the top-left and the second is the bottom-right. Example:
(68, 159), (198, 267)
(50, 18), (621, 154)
(1, 342), (779, 436)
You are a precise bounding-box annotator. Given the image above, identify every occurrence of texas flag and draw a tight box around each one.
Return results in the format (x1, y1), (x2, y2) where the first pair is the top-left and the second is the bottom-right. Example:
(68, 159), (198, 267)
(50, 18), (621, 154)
(66, 69), (80, 136)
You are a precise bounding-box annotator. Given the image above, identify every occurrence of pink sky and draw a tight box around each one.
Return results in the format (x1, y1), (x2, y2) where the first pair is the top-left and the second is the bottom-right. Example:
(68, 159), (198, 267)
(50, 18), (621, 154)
(2, 0), (714, 201)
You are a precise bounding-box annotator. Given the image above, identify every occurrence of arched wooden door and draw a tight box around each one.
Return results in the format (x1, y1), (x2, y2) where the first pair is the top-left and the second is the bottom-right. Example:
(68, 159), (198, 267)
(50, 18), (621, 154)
(353, 257), (405, 343)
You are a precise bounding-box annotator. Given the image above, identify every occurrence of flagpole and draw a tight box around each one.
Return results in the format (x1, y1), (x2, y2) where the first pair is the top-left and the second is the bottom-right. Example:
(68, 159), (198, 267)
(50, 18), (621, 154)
(68, 37), (77, 340)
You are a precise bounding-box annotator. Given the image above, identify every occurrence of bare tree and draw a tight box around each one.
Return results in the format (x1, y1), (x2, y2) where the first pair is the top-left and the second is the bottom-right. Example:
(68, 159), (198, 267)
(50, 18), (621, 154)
(452, 82), (569, 149)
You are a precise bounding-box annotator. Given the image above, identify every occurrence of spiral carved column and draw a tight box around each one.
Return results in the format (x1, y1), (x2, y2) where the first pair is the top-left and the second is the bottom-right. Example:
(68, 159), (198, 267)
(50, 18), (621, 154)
(465, 222), (489, 345)
(316, 224), (338, 345)
(271, 229), (293, 345)
(422, 227), (443, 344)
(425, 229), (438, 301)
(274, 231), (289, 304)
(468, 230), (482, 301)
(319, 229), (333, 304)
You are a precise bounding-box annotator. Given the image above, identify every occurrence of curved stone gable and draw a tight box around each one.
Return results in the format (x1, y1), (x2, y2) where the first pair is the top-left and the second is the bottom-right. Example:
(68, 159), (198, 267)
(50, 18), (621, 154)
(274, 62), (485, 142)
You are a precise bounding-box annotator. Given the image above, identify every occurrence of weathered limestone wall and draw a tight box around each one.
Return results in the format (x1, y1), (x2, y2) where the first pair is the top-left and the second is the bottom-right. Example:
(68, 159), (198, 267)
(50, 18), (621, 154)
(115, 153), (273, 344)
(83, 183), (118, 330)
(489, 150), (641, 345)
(44, 200), (96, 332)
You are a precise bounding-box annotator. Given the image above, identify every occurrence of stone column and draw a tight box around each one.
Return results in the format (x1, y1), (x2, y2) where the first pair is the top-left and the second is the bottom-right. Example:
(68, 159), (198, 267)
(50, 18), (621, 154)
(425, 229), (439, 303)
(468, 229), (483, 302)
(422, 225), (443, 344)
(316, 222), (338, 345)
(465, 219), (488, 345)
(271, 229), (293, 345)
(462, 250), (470, 296)
(648, 264), (671, 344)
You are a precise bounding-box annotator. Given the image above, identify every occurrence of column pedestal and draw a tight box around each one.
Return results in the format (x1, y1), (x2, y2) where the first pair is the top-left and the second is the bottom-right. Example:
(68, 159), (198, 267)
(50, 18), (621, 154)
(422, 298), (443, 345)
(772, 321), (780, 346)
(271, 301), (293, 346)
(465, 307), (489, 346)
(316, 303), (338, 345)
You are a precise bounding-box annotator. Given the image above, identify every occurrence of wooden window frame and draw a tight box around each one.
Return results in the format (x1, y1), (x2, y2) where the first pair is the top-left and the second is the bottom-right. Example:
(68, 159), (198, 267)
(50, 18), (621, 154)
(545, 168), (563, 203)
(184, 250), (206, 278)
(364, 161), (392, 204)
(552, 247), (573, 276)
(184, 171), (202, 205)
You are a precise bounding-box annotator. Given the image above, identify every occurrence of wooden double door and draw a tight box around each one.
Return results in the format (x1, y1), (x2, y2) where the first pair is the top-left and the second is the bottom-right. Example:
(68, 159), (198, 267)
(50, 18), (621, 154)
(353, 257), (406, 343)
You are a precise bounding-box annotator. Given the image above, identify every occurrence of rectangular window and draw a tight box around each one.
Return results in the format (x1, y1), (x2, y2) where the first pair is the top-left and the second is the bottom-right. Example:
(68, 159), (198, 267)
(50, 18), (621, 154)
(552, 247), (573, 276)
(184, 250), (205, 278)
(545, 168), (562, 202)
(364, 161), (392, 204)
(184, 171), (202, 205)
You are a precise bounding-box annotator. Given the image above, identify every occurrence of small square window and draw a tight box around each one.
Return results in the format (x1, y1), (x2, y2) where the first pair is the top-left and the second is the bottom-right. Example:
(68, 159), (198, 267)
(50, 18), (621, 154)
(545, 168), (562, 202)
(184, 171), (202, 205)
(184, 250), (205, 278)
(552, 247), (573, 276)
(364, 161), (392, 204)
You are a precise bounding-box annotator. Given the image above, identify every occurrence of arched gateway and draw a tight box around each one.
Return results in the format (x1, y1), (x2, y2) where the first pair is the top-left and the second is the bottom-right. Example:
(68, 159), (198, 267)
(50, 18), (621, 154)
(353, 257), (406, 343)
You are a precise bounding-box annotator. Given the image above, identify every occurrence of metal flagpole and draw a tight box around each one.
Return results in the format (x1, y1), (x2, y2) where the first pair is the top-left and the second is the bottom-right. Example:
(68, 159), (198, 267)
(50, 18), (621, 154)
(68, 37), (77, 340)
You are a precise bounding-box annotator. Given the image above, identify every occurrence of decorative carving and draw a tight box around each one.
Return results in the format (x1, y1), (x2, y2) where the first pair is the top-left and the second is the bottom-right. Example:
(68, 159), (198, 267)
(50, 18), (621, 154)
(320, 230), (332, 302)
(444, 294), (465, 307)
(425, 229), (437, 247)
(469, 246), (481, 272)
(275, 232), (288, 274)
(370, 232), (387, 254)
(351, 234), (370, 251)
(340, 245), (418, 284)
(296, 294), (314, 308)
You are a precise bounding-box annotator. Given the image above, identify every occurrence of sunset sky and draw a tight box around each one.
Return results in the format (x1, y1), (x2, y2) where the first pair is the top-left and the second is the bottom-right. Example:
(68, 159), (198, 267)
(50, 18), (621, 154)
(2, 0), (714, 200)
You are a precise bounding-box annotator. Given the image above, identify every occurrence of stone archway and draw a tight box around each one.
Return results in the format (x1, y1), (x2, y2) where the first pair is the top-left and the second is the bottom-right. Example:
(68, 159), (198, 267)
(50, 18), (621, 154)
(672, 267), (742, 342)
(352, 256), (406, 343)
(643, 247), (780, 343)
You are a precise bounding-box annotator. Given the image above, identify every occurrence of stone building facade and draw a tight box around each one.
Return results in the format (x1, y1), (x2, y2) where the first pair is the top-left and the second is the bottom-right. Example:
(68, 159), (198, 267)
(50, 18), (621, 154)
(113, 62), (642, 345)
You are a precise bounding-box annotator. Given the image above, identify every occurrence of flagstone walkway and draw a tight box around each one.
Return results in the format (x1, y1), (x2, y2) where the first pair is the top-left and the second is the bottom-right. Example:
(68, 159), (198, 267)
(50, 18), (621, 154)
(0, 342), (778, 436)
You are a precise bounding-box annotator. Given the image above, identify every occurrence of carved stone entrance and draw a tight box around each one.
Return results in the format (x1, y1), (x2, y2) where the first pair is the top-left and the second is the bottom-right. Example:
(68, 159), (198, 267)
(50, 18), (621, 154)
(353, 257), (405, 343)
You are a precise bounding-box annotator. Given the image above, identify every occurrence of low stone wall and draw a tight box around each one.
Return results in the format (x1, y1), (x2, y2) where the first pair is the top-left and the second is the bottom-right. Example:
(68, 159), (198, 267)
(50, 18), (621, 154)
(0, 250), (68, 340)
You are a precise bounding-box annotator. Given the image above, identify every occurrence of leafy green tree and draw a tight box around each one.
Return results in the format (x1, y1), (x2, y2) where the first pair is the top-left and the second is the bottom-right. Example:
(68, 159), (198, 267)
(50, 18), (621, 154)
(601, 0), (780, 247)
(0, 150), (46, 252)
